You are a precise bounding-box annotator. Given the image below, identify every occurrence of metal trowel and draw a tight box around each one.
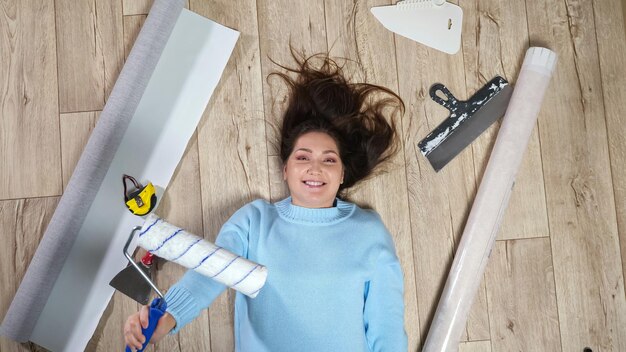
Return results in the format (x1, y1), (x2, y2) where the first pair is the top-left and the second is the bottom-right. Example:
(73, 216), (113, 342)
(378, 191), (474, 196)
(109, 250), (157, 305)
(418, 76), (513, 172)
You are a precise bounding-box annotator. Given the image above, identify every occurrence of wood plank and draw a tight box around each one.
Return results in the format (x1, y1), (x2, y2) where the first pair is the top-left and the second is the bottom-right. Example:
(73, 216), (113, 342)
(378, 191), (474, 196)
(623, 0), (626, 36)
(59, 112), (100, 190)
(394, 2), (491, 345)
(123, 0), (153, 15)
(55, 0), (123, 112)
(526, 0), (626, 350)
(257, 0), (327, 203)
(0, 0), (61, 200)
(323, 0), (419, 349)
(98, 1), (124, 104)
(122, 15), (147, 60)
(0, 339), (47, 352)
(485, 239), (561, 351)
(190, 0), (270, 350)
(460, 0), (549, 241)
(268, 155), (289, 201)
(0, 197), (59, 352)
(592, 0), (626, 301)
(459, 340), (492, 352)
(0, 337), (31, 351)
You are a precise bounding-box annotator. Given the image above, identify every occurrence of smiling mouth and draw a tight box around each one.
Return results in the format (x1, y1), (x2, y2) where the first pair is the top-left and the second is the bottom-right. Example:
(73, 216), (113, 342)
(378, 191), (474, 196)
(303, 180), (325, 187)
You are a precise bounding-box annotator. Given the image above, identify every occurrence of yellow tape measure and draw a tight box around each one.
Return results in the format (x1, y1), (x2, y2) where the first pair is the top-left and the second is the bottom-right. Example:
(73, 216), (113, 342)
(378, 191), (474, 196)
(123, 174), (157, 216)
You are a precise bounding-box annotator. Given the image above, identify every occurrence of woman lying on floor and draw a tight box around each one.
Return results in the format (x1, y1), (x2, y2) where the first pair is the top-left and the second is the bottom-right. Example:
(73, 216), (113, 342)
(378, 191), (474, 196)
(124, 51), (408, 352)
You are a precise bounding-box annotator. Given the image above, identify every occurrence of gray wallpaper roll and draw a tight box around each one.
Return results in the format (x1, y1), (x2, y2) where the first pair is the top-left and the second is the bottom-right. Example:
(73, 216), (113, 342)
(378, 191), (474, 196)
(0, 0), (186, 341)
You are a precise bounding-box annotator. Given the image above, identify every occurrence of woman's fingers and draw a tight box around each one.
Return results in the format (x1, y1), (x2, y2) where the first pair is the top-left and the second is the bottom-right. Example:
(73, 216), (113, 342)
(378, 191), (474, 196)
(124, 312), (146, 350)
(124, 306), (173, 349)
(124, 328), (144, 350)
(139, 305), (149, 329)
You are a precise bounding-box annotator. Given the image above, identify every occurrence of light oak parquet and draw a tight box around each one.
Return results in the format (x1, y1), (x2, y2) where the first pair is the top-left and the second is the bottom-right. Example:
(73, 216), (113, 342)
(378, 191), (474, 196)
(526, 0), (626, 350)
(122, 15), (147, 60)
(0, 198), (59, 352)
(1, 0), (625, 351)
(623, 0), (626, 35)
(0, 0), (61, 200)
(256, 0), (327, 166)
(594, 0), (626, 300)
(122, 0), (154, 16)
(485, 239), (561, 351)
(54, 0), (123, 113)
(459, 340), (492, 352)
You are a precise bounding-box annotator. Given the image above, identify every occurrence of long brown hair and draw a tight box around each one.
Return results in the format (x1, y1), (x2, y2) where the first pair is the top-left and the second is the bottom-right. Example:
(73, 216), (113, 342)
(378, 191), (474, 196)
(271, 50), (404, 193)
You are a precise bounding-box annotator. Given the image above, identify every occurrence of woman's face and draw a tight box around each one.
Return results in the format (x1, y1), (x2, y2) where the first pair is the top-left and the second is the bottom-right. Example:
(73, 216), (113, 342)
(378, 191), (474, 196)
(283, 131), (344, 208)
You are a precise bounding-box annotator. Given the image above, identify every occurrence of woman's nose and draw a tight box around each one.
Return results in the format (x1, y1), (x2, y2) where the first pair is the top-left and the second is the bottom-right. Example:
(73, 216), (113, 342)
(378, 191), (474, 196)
(307, 161), (322, 174)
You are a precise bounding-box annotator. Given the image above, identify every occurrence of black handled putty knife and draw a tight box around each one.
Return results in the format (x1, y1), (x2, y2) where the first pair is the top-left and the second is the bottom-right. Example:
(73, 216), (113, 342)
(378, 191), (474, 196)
(418, 76), (513, 172)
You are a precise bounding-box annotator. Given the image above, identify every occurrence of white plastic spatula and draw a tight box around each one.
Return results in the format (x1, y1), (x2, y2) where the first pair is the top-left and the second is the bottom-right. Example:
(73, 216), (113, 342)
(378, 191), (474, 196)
(371, 0), (463, 54)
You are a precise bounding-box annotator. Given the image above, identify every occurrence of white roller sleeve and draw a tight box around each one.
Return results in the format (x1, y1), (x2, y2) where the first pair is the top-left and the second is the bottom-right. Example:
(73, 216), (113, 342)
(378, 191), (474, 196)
(137, 214), (268, 298)
(422, 47), (557, 352)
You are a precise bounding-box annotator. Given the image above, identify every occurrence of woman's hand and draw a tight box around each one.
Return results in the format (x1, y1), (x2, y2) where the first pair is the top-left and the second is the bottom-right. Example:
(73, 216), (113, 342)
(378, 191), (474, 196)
(124, 305), (176, 351)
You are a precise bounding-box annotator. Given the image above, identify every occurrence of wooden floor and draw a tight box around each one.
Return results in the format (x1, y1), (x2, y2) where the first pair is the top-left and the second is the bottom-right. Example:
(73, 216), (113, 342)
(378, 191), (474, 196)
(1, 0), (625, 351)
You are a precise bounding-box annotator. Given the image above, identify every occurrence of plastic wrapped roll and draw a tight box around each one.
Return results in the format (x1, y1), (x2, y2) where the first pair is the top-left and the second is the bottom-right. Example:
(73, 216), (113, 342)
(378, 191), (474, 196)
(422, 47), (557, 352)
(138, 215), (267, 298)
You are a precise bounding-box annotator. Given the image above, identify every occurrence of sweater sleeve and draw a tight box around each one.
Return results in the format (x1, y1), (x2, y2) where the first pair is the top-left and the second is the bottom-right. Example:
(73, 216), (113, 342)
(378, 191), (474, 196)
(363, 224), (408, 351)
(164, 203), (254, 334)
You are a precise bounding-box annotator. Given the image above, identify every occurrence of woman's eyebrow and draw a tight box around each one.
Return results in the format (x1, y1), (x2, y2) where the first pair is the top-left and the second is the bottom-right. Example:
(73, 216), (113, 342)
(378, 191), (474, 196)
(295, 148), (338, 155)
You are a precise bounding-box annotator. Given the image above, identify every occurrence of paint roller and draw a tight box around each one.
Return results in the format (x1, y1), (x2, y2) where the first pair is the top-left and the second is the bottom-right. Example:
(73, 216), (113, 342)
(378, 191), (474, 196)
(119, 214), (268, 352)
(422, 47), (557, 351)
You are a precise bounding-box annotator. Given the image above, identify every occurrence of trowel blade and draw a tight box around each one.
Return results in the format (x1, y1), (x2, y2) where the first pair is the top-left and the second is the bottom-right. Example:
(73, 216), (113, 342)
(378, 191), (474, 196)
(109, 262), (153, 305)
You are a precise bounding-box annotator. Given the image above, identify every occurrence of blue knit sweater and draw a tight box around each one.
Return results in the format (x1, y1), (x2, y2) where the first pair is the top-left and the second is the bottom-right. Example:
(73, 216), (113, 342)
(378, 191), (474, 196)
(164, 197), (407, 351)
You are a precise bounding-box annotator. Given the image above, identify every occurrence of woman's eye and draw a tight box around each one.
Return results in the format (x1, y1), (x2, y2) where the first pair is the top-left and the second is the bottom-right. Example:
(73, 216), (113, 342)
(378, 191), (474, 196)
(296, 156), (308, 161)
(324, 159), (336, 163)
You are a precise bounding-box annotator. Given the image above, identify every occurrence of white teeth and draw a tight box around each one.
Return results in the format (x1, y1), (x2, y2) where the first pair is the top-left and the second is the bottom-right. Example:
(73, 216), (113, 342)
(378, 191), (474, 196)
(304, 181), (323, 186)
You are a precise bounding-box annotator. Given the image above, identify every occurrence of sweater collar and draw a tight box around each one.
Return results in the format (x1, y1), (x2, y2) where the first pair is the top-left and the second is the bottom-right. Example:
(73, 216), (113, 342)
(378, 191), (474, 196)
(275, 197), (355, 225)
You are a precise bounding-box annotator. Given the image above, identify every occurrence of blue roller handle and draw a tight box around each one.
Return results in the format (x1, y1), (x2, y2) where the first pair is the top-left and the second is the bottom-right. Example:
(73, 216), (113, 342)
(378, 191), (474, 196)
(125, 297), (167, 352)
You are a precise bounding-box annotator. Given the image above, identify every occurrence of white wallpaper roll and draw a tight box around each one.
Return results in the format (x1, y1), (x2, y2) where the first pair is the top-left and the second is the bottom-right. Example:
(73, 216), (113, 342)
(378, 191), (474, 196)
(422, 47), (557, 352)
(8, 8), (240, 351)
(0, 0), (187, 347)
(138, 214), (268, 298)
